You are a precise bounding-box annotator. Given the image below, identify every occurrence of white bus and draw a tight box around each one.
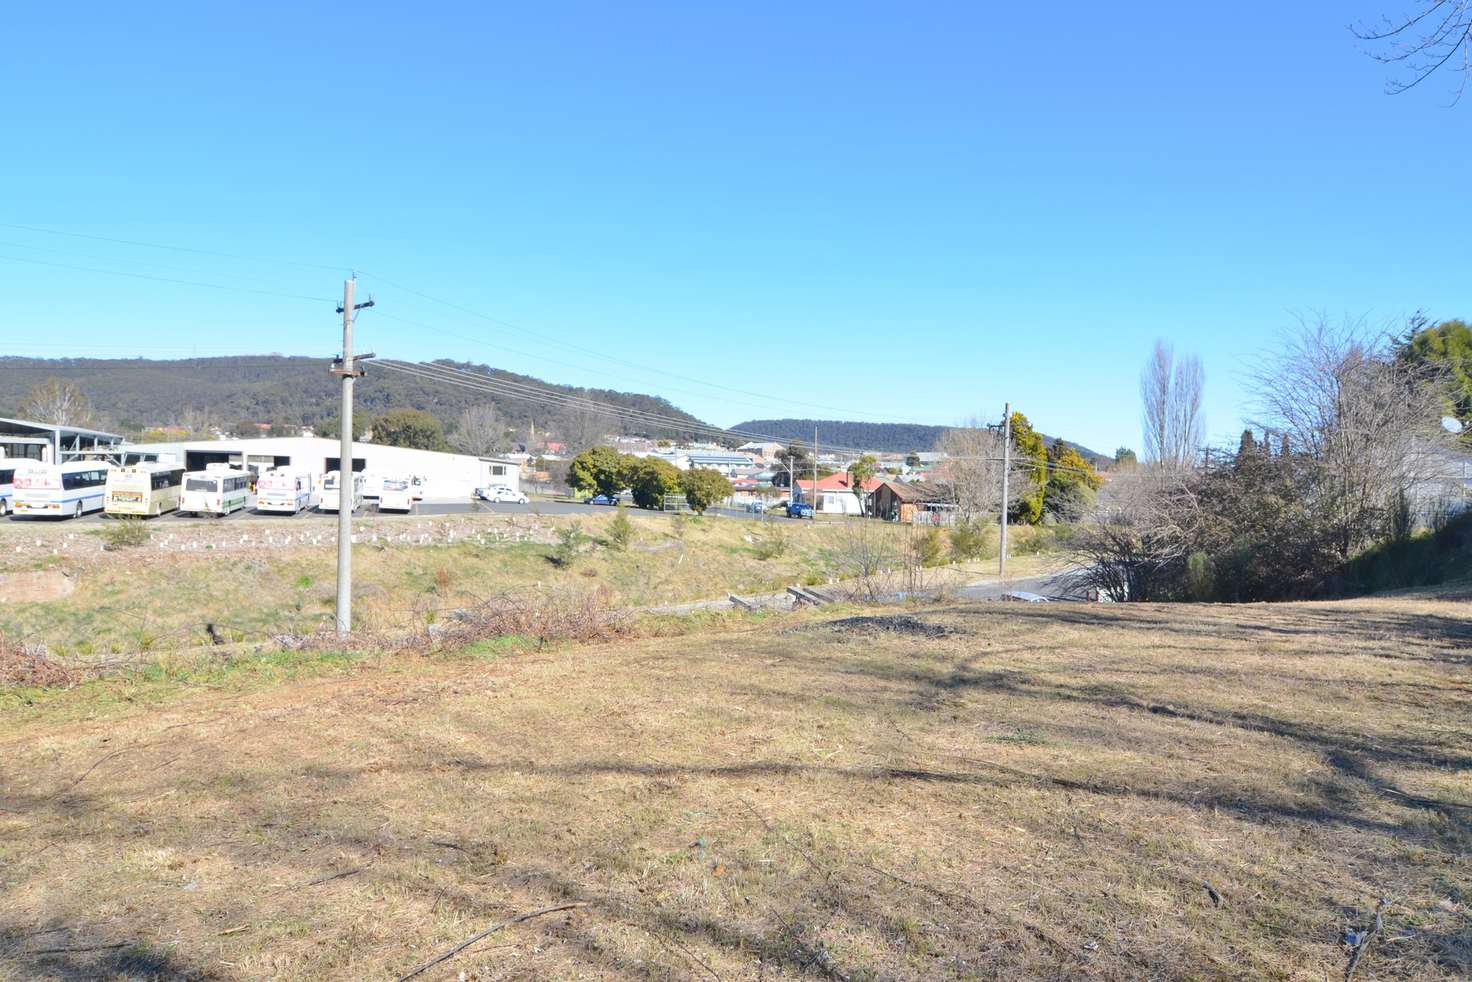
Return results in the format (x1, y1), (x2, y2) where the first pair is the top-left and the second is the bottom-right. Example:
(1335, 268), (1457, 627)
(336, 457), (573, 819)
(0, 463), (15, 517)
(256, 468), (318, 514)
(104, 462), (185, 518)
(180, 468), (254, 517)
(11, 461), (111, 519)
(377, 477), (415, 513)
(319, 470), (363, 513)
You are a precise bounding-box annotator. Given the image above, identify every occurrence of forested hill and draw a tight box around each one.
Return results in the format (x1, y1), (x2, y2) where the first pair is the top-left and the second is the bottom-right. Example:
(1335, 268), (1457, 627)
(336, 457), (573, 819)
(732, 417), (1111, 464)
(0, 356), (707, 440)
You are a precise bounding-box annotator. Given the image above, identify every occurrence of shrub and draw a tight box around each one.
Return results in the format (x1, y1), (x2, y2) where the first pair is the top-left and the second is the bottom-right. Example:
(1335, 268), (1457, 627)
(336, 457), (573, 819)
(754, 529), (788, 560)
(1184, 551), (1216, 601)
(606, 507), (634, 551)
(916, 526), (947, 567)
(101, 517), (150, 550)
(681, 468), (734, 514)
(949, 517), (990, 561)
(1014, 528), (1056, 556)
(547, 522), (590, 567)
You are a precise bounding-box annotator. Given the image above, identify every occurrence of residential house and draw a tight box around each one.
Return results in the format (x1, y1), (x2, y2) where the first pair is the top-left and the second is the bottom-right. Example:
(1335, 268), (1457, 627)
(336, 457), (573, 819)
(794, 472), (884, 515)
(870, 480), (954, 524)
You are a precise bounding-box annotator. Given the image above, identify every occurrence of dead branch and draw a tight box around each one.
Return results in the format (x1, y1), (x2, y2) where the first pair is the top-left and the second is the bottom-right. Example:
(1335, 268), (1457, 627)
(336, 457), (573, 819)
(1344, 898), (1387, 982)
(393, 902), (588, 982)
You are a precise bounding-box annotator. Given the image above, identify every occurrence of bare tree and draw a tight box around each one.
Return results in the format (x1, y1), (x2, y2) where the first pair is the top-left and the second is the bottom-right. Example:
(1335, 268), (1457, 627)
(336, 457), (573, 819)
(1067, 469), (1194, 602)
(1250, 316), (1452, 560)
(450, 405), (508, 456)
(1139, 341), (1204, 470)
(18, 378), (96, 427)
(1355, 3), (1472, 97)
(557, 403), (614, 453)
(937, 418), (1008, 520)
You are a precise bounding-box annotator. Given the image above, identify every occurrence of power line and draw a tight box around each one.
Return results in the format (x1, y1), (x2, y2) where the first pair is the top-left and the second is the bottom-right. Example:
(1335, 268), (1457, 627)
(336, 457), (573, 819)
(0, 220), (970, 427)
(374, 357), (1104, 476)
(0, 221), (350, 272)
(357, 270), (958, 426)
(0, 253), (334, 303)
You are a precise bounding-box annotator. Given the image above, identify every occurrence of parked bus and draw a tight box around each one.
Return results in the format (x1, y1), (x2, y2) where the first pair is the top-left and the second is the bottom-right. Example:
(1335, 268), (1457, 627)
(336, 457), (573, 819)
(11, 461), (111, 519)
(0, 463), (14, 517)
(319, 470), (363, 513)
(377, 477), (415, 513)
(256, 468), (318, 514)
(179, 468), (254, 517)
(359, 472), (385, 501)
(104, 462), (184, 517)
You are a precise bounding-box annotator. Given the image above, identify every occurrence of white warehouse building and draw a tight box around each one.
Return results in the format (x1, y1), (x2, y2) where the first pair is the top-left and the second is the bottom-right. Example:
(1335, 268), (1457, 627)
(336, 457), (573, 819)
(121, 437), (520, 502)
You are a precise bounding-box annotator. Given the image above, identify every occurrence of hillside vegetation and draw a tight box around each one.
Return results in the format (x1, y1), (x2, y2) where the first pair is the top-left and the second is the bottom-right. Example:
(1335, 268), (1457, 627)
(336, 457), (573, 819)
(733, 416), (1110, 463)
(0, 356), (706, 439)
(1, 590), (1466, 979)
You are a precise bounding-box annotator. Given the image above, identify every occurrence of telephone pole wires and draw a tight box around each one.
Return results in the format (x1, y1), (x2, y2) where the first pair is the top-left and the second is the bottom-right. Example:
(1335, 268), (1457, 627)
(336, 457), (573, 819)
(332, 276), (375, 636)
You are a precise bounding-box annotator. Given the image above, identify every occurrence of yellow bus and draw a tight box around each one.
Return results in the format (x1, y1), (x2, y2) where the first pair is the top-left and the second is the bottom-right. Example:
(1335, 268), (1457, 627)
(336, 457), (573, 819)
(104, 462), (185, 518)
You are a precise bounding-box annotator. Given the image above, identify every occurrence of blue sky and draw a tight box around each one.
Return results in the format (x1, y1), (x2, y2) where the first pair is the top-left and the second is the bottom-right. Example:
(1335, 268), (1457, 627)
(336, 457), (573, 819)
(1, 2), (1466, 453)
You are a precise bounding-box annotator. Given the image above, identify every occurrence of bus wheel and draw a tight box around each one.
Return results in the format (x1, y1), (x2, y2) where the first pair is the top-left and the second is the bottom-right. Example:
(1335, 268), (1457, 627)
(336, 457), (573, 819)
(74, 502), (83, 519)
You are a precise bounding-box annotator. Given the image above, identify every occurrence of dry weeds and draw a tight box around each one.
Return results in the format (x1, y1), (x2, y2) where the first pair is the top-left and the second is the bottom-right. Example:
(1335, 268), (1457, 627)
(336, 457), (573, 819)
(1, 591), (1468, 980)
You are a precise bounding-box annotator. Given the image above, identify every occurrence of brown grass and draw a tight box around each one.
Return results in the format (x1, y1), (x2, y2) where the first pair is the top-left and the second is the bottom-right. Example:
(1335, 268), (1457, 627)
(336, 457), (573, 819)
(1, 592), (1468, 980)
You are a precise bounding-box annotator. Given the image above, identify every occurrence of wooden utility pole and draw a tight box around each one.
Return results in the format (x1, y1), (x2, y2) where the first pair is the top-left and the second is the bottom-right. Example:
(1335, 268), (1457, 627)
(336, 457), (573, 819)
(999, 403), (1011, 577)
(812, 425), (819, 520)
(333, 276), (375, 636)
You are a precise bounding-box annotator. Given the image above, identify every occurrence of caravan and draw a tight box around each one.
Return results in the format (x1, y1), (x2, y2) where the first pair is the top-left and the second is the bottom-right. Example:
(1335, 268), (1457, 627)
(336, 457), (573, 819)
(256, 468), (318, 514)
(319, 470), (363, 513)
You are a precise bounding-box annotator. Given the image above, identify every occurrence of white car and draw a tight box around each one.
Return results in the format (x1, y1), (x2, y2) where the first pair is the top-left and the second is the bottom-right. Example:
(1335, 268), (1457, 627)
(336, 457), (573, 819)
(475, 485), (529, 504)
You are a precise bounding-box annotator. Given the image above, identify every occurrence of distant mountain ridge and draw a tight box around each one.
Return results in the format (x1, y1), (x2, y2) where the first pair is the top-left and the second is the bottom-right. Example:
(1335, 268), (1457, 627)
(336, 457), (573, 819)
(731, 417), (1111, 464)
(0, 355), (708, 440)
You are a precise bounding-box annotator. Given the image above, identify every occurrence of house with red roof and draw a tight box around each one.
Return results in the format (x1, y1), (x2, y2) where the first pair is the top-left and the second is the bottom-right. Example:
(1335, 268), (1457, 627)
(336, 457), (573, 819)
(794, 472), (883, 515)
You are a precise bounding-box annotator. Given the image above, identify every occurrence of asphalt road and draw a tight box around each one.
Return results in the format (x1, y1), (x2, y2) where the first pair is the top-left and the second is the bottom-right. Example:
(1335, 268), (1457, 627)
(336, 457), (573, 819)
(957, 570), (1083, 601)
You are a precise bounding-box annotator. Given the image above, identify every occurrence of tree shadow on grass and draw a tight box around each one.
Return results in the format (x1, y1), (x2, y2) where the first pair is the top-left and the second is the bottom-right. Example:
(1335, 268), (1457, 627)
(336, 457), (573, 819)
(0, 930), (229, 982)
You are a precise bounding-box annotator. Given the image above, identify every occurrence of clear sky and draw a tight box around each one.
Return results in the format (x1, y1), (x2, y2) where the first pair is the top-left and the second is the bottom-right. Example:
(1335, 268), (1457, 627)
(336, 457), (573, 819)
(2, 2), (1466, 453)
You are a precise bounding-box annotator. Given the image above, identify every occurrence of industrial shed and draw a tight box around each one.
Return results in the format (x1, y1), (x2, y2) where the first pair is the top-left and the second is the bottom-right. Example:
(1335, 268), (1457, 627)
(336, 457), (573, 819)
(121, 437), (519, 501)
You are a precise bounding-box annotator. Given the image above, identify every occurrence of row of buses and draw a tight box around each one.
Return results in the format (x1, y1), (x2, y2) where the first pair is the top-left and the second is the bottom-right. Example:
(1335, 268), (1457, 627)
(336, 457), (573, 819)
(0, 461), (409, 520)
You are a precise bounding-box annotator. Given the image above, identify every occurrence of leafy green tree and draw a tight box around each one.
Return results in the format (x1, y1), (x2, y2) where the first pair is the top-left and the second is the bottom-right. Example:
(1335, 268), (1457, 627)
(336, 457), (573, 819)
(626, 457), (683, 509)
(568, 445), (626, 497)
(905, 451), (922, 469)
(1398, 318), (1472, 431)
(1114, 447), (1138, 469)
(681, 468), (734, 513)
(318, 413), (369, 440)
(371, 408), (447, 451)
(847, 454), (878, 513)
(1043, 438), (1103, 522)
(1007, 411), (1048, 524)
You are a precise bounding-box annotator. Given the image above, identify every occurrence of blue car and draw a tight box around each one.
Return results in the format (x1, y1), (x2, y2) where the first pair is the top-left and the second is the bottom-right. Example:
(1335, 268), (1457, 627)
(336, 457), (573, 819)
(786, 501), (814, 519)
(587, 494), (621, 506)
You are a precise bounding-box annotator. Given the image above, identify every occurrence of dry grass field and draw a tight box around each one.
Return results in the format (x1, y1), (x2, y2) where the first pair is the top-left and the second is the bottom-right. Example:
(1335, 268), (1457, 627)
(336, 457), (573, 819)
(0, 511), (1058, 660)
(1, 587), (1468, 980)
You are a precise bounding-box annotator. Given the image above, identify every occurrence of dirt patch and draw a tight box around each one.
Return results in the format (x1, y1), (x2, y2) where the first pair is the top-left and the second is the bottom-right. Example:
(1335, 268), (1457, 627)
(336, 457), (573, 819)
(0, 570), (75, 602)
(825, 614), (951, 638)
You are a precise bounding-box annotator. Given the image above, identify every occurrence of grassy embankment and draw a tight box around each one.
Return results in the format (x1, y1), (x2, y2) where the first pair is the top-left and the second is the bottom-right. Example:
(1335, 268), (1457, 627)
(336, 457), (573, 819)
(0, 588), (1467, 980)
(1, 511), (1061, 660)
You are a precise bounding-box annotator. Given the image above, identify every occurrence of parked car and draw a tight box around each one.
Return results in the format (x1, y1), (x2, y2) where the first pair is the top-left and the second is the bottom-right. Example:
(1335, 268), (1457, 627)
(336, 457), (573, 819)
(745, 500), (769, 513)
(587, 493), (621, 506)
(786, 501), (814, 519)
(476, 485), (529, 504)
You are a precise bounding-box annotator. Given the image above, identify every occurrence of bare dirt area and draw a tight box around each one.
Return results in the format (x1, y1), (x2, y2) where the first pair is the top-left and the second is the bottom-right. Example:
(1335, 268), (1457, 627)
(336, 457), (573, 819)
(1, 592), (1468, 980)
